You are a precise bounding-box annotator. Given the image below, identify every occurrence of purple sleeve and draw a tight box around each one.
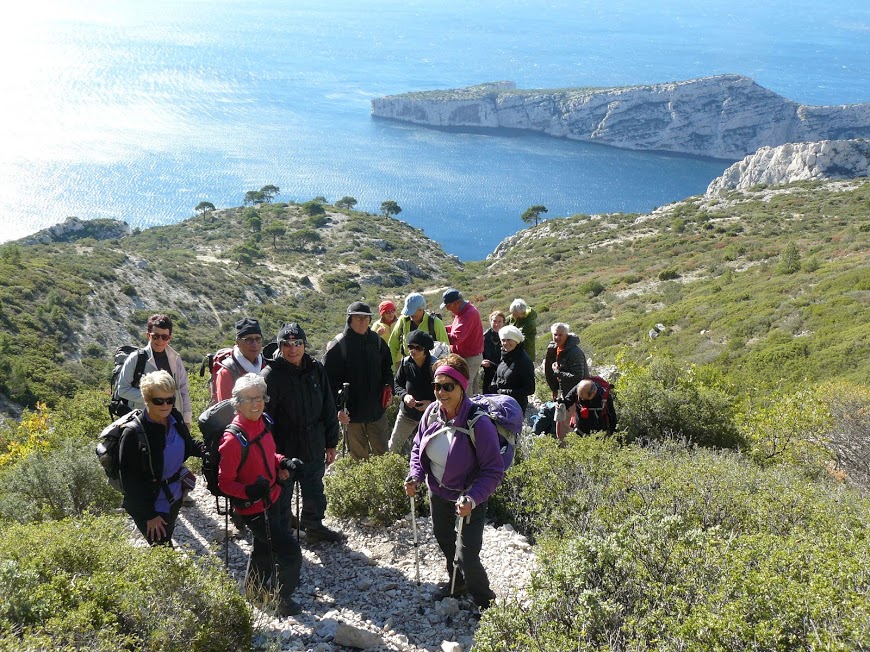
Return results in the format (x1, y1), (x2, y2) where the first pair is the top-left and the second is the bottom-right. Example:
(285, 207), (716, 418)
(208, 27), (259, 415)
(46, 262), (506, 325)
(466, 415), (505, 506)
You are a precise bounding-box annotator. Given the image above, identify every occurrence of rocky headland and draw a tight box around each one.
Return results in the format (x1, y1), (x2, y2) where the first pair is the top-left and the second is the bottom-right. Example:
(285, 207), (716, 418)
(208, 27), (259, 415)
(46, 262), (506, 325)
(19, 216), (130, 245)
(706, 138), (870, 194)
(371, 75), (870, 159)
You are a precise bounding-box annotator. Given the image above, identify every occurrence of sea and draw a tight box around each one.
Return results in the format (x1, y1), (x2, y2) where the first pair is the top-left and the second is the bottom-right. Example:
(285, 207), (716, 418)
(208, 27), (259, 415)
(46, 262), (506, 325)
(1, 0), (868, 260)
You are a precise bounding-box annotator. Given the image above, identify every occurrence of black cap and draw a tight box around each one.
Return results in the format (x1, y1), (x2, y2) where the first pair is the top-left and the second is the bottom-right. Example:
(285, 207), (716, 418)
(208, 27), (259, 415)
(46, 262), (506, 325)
(278, 322), (306, 343)
(346, 301), (373, 316)
(235, 317), (262, 339)
(406, 329), (434, 352)
(440, 288), (462, 309)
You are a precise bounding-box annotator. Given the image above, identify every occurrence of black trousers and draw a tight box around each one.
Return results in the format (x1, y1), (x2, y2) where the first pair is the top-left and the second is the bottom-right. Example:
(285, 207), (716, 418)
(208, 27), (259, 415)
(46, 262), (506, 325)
(242, 499), (302, 600)
(430, 493), (495, 607)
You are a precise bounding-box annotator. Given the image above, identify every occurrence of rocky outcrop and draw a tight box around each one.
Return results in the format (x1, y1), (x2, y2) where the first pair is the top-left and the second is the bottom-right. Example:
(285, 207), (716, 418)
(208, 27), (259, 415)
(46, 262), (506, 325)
(706, 139), (870, 194)
(372, 75), (870, 160)
(19, 216), (130, 245)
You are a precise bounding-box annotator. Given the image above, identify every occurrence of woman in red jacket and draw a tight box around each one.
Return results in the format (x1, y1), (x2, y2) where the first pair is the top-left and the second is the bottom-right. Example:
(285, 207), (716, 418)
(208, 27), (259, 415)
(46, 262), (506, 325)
(218, 373), (303, 617)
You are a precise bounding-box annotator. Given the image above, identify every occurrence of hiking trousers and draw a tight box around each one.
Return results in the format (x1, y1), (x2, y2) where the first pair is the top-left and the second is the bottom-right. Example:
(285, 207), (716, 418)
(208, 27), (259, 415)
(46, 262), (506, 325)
(430, 492), (495, 608)
(346, 412), (389, 460)
(243, 499), (302, 600)
(388, 411), (420, 455)
(279, 457), (327, 526)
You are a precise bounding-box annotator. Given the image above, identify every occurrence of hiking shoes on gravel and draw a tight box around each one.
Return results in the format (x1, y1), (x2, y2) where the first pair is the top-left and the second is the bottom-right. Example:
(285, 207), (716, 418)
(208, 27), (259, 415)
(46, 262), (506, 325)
(302, 521), (344, 543)
(432, 578), (468, 601)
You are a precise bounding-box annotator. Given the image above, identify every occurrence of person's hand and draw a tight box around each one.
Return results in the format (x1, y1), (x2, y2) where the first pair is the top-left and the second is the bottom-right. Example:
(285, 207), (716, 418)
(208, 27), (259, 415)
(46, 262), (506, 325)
(280, 457), (303, 472)
(278, 468), (290, 482)
(403, 394), (417, 408)
(455, 496), (472, 518)
(195, 440), (207, 458)
(337, 409), (350, 425)
(325, 448), (337, 465)
(415, 399), (431, 412)
(481, 359), (492, 368)
(244, 476), (270, 501)
(146, 515), (167, 542)
(404, 477), (420, 497)
(552, 391), (559, 401)
(380, 385), (393, 409)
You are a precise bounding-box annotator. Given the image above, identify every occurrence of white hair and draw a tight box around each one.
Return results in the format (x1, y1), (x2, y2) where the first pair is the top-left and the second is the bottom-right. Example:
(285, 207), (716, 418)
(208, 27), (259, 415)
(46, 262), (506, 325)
(550, 322), (570, 335)
(231, 373), (268, 408)
(509, 298), (528, 314)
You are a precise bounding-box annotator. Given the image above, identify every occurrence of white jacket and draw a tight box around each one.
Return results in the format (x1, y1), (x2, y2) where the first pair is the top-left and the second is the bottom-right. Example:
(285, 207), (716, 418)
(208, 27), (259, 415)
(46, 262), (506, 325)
(117, 342), (192, 424)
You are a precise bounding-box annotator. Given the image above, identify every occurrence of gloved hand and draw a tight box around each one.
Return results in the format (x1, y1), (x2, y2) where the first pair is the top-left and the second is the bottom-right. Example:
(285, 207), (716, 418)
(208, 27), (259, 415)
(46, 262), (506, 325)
(195, 441), (207, 458)
(280, 457), (304, 472)
(244, 476), (271, 501)
(380, 385), (393, 409)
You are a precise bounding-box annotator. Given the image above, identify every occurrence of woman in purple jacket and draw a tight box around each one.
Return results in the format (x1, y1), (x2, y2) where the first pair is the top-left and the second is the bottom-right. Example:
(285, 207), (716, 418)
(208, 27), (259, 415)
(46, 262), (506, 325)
(404, 354), (504, 611)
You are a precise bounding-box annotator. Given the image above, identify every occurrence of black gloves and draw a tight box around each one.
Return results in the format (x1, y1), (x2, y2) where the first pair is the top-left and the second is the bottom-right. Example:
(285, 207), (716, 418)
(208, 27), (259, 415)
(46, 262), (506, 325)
(280, 457), (304, 472)
(195, 441), (207, 458)
(244, 476), (271, 501)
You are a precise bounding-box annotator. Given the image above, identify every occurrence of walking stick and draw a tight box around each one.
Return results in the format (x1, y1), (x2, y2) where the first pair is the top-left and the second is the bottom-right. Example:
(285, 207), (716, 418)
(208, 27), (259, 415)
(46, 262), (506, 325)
(261, 495), (279, 596)
(338, 383), (350, 457)
(451, 496), (469, 596)
(410, 495), (421, 586)
(294, 476), (301, 541)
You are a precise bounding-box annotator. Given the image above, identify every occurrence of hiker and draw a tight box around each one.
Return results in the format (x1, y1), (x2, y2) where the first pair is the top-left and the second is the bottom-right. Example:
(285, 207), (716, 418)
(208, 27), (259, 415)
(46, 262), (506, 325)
(441, 288), (485, 395)
(214, 317), (267, 402)
(217, 373), (304, 617)
(493, 325), (535, 414)
(563, 378), (618, 436)
(372, 300), (399, 343)
(388, 330), (437, 454)
(388, 292), (450, 367)
(481, 310), (506, 394)
(117, 313), (192, 426)
(324, 302), (394, 460)
(404, 354), (503, 612)
(544, 322), (589, 442)
(262, 322), (343, 543)
(118, 370), (203, 546)
(507, 298), (538, 360)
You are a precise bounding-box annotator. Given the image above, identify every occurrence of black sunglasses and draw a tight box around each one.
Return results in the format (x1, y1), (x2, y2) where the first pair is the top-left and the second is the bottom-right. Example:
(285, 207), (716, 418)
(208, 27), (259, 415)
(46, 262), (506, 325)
(432, 382), (457, 393)
(408, 344), (424, 352)
(149, 396), (176, 406)
(149, 333), (171, 341)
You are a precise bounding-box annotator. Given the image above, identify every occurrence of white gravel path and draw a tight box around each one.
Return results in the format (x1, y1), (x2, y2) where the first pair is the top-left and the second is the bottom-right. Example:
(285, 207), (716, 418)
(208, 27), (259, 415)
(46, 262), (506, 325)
(158, 481), (537, 652)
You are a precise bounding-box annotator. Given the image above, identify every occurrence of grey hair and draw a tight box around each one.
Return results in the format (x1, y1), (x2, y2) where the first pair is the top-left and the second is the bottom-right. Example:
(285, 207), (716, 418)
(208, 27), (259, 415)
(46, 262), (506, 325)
(140, 370), (177, 403)
(509, 298), (528, 314)
(231, 373), (269, 409)
(550, 322), (570, 335)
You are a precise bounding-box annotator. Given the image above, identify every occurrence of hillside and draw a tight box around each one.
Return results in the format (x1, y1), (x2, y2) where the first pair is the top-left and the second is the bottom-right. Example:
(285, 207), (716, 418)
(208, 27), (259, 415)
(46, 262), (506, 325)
(468, 178), (870, 388)
(0, 201), (463, 411)
(371, 75), (870, 159)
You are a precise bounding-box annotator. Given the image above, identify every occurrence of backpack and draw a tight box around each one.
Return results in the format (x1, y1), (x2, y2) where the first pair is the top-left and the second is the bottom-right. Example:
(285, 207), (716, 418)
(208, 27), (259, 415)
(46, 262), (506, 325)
(95, 411), (152, 493)
(108, 346), (147, 419)
(421, 393), (523, 471)
(400, 312), (450, 359)
(574, 376), (615, 434)
(532, 401), (557, 435)
(199, 347), (243, 406)
(198, 399), (273, 507)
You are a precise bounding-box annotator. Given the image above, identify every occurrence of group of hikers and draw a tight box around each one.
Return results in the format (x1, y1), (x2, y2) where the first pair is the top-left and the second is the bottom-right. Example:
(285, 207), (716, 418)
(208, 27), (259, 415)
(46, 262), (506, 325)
(105, 289), (617, 618)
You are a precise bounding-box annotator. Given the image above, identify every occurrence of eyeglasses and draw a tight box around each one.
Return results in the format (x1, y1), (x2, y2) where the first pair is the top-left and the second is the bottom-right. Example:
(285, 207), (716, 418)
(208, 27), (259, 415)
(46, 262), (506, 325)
(240, 336), (263, 345)
(432, 382), (458, 393)
(238, 395), (267, 405)
(149, 396), (176, 406)
(280, 339), (305, 348)
(149, 333), (171, 341)
(408, 344), (424, 352)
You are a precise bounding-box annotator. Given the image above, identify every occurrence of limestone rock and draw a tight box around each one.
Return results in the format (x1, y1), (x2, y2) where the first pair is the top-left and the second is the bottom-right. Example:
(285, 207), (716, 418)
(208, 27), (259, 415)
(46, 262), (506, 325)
(332, 622), (383, 649)
(372, 75), (870, 159)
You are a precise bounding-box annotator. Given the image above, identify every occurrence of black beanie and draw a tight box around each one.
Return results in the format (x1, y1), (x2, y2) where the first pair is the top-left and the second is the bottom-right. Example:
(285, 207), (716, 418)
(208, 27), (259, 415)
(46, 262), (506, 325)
(406, 329), (434, 352)
(277, 322), (306, 343)
(236, 317), (262, 339)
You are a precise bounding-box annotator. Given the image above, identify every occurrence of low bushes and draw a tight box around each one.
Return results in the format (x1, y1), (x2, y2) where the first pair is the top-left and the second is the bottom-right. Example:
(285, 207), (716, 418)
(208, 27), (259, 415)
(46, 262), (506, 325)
(324, 453), (410, 525)
(0, 515), (252, 652)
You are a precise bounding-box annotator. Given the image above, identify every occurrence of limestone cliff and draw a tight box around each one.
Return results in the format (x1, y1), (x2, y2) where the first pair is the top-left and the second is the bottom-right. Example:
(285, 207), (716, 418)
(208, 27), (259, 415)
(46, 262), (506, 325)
(371, 75), (870, 160)
(19, 216), (130, 245)
(706, 139), (870, 194)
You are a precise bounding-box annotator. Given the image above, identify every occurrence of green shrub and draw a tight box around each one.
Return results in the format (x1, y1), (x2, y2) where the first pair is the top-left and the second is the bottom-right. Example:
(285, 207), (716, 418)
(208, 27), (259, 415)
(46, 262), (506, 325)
(325, 453), (409, 524)
(615, 353), (743, 448)
(659, 268), (680, 280)
(0, 516), (252, 651)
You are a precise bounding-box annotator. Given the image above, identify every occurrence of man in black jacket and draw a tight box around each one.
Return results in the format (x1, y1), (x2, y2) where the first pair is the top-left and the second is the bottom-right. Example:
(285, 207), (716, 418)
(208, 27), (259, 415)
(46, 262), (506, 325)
(263, 322), (343, 543)
(544, 322), (589, 441)
(324, 302), (394, 460)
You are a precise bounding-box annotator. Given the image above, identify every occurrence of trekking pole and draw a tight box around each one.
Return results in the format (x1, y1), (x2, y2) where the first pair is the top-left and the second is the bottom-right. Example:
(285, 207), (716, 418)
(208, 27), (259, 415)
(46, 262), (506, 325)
(410, 495), (421, 587)
(339, 383), (350, 457)
(450, 496), (469, 596)
(261, 495), (279, 598)
(294, 476), (301, 541)
(223, 497), (230, 567)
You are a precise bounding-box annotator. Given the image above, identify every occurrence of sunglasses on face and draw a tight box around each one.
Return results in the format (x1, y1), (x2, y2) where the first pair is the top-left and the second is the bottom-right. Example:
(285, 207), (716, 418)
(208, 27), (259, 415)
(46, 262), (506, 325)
(149, 396), (176, 406)
(240, 336), (263, 345)
(238, 395), (267, 405)
(149, 333), (171, 341)
(408, 344), (424, 352)
(432, 382), (458, 393)
(280, 339), (305, 348)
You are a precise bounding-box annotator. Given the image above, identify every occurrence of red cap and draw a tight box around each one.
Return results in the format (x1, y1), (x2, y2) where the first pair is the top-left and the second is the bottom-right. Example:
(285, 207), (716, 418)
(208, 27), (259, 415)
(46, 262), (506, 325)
(379, 300), (397, 315)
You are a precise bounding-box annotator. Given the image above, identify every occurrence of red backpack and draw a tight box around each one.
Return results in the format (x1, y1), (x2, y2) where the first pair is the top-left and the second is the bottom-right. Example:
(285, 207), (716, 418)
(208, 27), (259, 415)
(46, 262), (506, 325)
(199, 347), (243, 406)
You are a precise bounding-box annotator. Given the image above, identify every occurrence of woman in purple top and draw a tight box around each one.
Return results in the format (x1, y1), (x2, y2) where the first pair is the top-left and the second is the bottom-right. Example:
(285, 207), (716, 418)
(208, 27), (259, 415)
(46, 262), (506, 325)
(404, 354), (504, 611)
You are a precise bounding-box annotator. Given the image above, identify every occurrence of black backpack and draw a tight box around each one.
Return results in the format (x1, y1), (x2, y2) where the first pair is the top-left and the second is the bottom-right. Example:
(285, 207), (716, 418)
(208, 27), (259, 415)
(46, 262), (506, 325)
(95, 411), (152, 493)
(108, 346), (147, 420)
(198, 400), (273, 509)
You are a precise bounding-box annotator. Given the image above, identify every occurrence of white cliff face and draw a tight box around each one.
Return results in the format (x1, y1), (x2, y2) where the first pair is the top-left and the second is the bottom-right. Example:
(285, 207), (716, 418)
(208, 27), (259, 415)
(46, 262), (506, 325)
(371, 75), (870, 159)
(706, 139), (870, 194)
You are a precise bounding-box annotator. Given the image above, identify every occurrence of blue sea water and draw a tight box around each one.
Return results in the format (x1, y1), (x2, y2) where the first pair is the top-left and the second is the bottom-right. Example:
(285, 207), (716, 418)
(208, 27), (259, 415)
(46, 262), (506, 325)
(1, 0), (868, 259)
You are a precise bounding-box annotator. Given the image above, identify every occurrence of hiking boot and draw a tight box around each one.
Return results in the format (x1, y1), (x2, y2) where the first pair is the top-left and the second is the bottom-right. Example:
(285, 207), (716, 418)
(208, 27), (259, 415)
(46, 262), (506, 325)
(277, 597), (302, 617)
(432, 578), (467, 601)
(303, 521), (344, 543)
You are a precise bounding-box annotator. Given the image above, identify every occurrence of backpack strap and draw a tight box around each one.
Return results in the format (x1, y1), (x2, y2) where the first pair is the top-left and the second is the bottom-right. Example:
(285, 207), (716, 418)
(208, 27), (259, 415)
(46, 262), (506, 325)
(427, 312), (437, 339)
(131, 349), (148, 389)
(225, 423), (273, 482)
